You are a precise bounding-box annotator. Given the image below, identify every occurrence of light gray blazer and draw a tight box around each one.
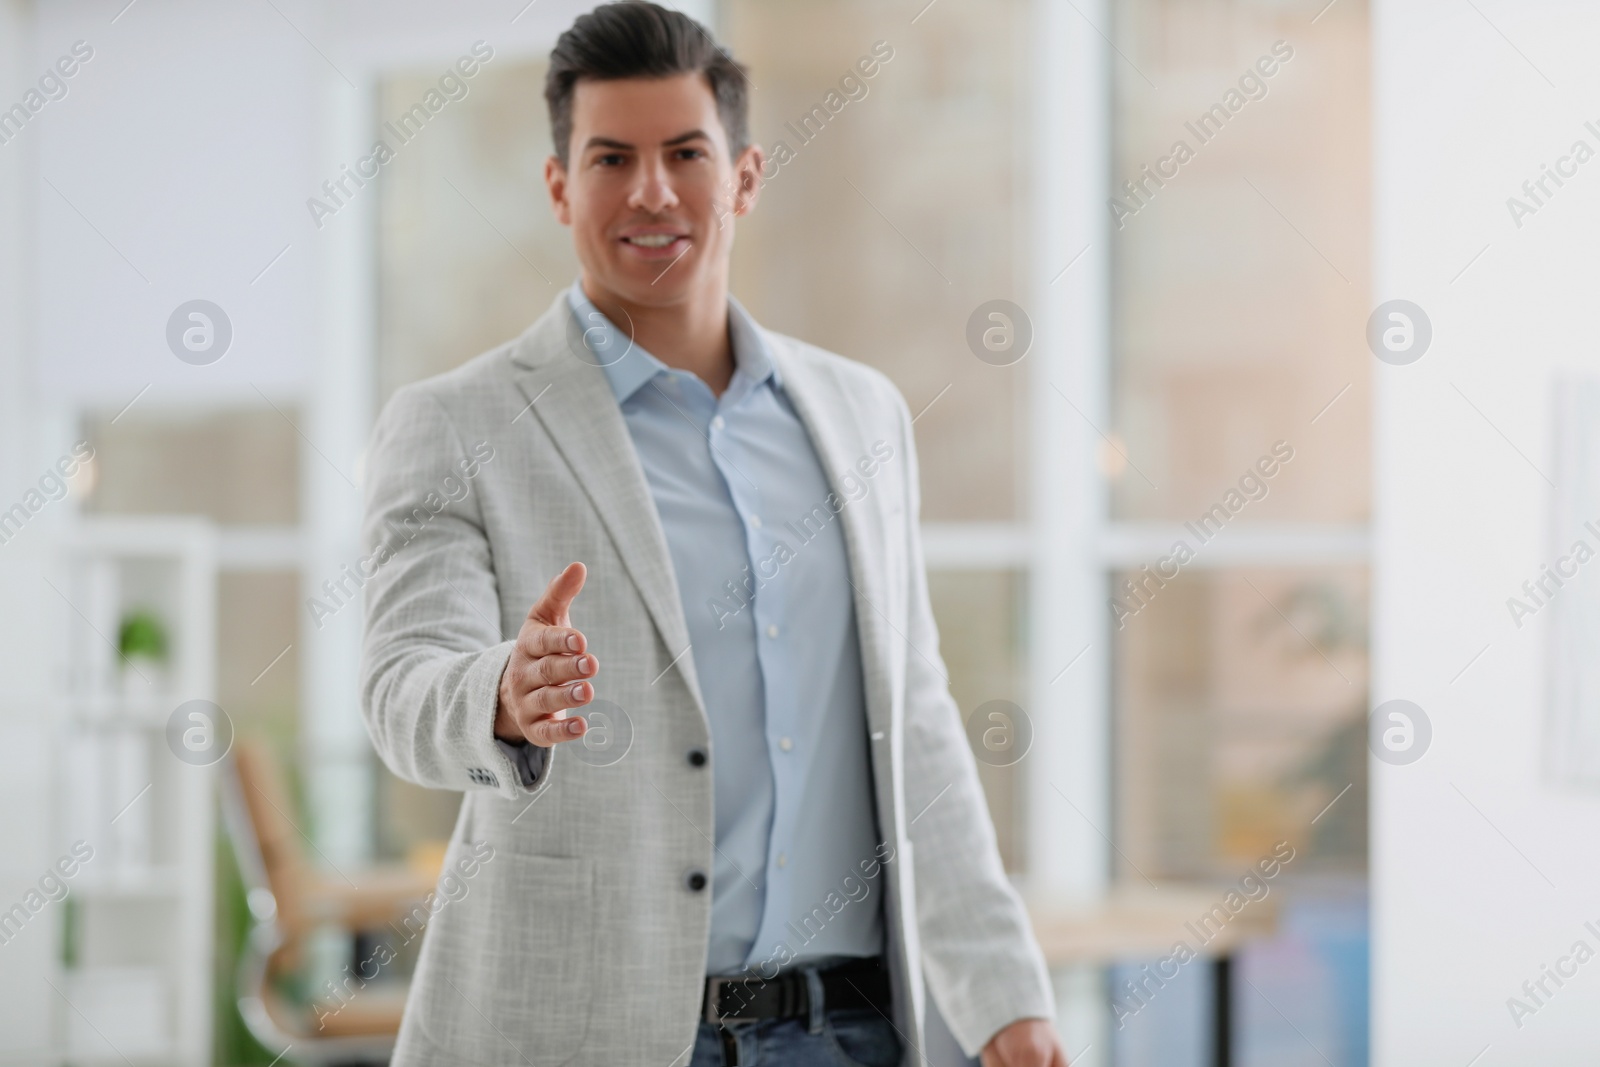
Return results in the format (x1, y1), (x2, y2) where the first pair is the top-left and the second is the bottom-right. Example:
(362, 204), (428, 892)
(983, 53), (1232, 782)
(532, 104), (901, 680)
(359, 293), (1054, 1065)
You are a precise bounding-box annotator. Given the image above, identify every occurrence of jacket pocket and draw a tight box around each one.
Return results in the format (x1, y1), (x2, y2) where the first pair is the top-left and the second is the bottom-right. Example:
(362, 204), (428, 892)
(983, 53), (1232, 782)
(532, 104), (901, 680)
(411, 852), (594, 1064)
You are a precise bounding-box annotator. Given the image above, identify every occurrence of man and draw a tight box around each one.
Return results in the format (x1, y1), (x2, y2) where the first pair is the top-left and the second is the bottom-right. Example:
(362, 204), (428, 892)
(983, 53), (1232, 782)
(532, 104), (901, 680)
(360, 3), (1066, 1064)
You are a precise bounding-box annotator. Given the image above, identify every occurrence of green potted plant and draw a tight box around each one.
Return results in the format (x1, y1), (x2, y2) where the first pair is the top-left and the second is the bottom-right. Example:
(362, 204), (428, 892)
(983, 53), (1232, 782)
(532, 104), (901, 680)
(118, 608), (170, 697)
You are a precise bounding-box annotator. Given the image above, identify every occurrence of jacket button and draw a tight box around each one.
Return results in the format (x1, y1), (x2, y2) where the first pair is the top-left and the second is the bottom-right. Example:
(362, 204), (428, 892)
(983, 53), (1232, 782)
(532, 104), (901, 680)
(685, 869), (708, 892)
(686, 746), (708, 768)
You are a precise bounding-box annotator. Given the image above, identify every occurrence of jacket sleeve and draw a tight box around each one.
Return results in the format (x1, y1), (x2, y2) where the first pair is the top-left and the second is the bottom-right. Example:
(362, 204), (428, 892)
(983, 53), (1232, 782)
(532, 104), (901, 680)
(358, 383), (558, 802)
(891, 389), (1056, 1056)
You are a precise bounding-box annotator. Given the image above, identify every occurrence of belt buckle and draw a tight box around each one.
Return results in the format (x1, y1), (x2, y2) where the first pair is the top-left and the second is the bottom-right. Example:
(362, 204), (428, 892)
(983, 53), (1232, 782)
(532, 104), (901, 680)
(703, 976), (749, 1026)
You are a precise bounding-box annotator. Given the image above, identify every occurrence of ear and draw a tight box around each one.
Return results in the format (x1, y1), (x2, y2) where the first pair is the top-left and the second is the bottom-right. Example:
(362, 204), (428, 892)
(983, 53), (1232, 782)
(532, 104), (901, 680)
(545, 155), (572, 226)
(730, 143), (766, 219)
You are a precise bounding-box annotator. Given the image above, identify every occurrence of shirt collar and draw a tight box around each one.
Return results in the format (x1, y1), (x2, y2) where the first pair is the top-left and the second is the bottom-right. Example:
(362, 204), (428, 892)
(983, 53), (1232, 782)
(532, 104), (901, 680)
(565, 281), (778, 405)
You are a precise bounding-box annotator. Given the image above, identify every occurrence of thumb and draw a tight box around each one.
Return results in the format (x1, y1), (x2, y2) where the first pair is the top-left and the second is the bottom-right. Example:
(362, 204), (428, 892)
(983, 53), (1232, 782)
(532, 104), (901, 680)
(529, 561), (586, 625)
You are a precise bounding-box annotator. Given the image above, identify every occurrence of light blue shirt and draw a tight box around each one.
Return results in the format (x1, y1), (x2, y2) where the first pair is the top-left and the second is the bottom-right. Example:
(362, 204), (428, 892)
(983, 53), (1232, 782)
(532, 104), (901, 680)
(568, 282), (885, 976)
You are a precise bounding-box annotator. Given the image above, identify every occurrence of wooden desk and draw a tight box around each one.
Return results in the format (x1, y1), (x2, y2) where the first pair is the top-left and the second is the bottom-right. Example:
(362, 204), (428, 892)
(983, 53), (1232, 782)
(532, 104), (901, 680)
(1029, 885), (1280, 1067)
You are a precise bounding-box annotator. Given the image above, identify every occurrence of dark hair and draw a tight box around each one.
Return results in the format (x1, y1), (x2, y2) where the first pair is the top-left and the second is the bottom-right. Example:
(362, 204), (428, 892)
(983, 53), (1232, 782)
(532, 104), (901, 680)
(545, 2), (750, 166)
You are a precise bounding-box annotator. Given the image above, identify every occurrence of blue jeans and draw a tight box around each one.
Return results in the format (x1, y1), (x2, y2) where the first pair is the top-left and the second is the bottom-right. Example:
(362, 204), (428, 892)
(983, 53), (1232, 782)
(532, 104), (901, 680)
(688, 1008), (903, 1066)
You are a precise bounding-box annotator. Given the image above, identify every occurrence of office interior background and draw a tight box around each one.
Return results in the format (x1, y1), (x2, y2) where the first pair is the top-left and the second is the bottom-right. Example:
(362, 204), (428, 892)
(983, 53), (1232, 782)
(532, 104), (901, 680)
(1, 0), (1597, 1063)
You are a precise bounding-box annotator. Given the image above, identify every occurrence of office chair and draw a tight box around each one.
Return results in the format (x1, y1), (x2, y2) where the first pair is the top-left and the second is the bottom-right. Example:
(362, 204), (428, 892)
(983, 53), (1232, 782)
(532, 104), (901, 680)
(219, 739), (439, 1066)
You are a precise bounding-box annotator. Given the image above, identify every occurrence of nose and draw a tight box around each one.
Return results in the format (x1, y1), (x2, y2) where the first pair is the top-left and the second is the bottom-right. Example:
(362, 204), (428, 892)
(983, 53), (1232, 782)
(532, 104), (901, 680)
(626, 153), (679, 215)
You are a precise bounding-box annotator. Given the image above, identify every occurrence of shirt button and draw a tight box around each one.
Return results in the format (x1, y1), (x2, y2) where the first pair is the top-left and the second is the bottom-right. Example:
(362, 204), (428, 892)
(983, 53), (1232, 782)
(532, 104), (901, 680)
(776, 853), (788, 868)
(766, 624), (779, 638)
(778, 737), (793, 752)
(686, 746), (708, 768)
(710, 415), (726, 431)
(685, 869), (708, 892)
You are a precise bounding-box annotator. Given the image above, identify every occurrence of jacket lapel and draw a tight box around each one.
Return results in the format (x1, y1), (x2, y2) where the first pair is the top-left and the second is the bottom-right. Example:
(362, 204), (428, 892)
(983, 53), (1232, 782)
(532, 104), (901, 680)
(504, 296), (706, 720)
(764, 334), (895, 737)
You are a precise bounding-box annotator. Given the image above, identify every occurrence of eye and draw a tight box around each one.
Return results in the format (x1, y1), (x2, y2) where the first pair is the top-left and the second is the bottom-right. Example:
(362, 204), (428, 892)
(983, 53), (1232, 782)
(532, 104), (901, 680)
(595, 152), (626, 167)
(675, 147), (707, 161)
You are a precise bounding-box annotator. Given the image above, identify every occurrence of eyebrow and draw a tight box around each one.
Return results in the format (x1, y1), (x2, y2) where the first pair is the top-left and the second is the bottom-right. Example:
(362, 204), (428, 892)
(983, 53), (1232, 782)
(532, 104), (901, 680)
(581, 129), (714, 153)
(663, 129), (712, 146)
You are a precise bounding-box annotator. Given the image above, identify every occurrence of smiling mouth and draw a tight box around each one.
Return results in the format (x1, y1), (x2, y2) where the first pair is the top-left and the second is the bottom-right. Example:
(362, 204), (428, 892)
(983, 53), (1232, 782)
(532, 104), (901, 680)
(623, 234), (687, 248)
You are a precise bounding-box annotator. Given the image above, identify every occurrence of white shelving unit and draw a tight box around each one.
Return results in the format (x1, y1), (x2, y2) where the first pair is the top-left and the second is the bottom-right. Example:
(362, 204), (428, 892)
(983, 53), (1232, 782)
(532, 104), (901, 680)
(46, 518), (218, 1067)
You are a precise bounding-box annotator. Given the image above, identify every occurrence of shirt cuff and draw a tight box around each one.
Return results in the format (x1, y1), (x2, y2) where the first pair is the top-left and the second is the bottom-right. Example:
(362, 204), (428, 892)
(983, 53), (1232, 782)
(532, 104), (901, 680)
(494, 738), (548, 789)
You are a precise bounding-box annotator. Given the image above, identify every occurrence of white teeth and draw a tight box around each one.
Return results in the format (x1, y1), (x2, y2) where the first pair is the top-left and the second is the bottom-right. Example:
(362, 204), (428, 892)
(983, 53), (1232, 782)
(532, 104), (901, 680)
(627, 234), (678, 248)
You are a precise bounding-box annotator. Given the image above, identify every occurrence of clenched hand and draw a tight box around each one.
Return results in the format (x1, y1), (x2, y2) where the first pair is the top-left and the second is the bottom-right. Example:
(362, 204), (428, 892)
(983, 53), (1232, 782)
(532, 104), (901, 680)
(981, 1018), (1068, 1067)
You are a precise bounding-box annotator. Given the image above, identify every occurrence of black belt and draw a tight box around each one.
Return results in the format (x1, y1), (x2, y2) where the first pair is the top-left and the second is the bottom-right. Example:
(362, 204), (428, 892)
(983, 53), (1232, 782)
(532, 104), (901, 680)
(702, 957), (891, 1025)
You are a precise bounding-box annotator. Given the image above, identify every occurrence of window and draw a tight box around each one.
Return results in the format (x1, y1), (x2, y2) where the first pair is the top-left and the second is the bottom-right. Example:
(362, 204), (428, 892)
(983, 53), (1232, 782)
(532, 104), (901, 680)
(1107, 0), (1371, 1059)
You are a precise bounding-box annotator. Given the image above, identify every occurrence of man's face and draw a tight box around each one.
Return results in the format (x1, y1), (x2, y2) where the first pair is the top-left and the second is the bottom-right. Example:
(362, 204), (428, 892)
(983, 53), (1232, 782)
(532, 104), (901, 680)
(546, 72), (763, 308)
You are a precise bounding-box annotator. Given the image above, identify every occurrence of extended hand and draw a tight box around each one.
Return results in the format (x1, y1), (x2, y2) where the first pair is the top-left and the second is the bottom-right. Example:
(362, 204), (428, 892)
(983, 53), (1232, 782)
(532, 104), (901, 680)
(494, 561), (598, 746)
(980, 1018), (1068, 1067)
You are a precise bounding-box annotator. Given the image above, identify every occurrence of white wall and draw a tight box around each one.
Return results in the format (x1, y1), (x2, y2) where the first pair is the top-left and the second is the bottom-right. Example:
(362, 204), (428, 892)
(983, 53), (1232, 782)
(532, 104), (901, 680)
(1374, 1), (1600, 1063)
(0, 4), (59, 1053)
(0, 0), (33, 500)
(34, 0), (319, 409)
(30, 0), (608, 415)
